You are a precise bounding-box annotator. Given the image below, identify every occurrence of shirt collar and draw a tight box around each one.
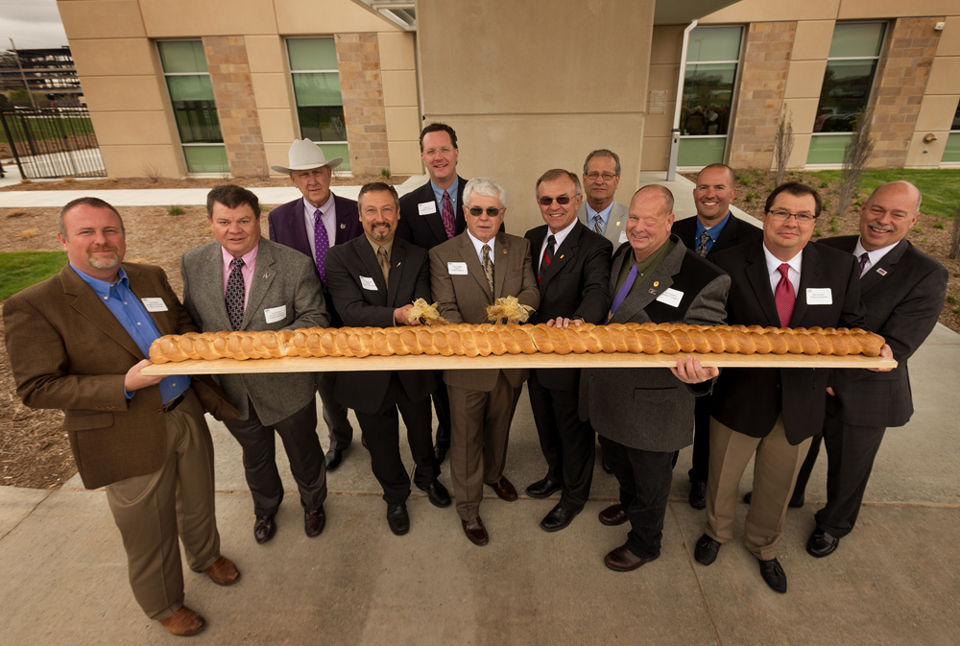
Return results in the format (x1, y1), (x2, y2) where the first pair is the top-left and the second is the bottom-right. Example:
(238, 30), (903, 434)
(303, 193), (335, 218)
(695, 212), (731, 237)
(853, 237), (899, 267)
(586, 201), (614, 223)
(430, 176), (459, 205)
(71, 262), (128, 300)
(762, 243), (802, 277)
(221, 243), (259, 273)
(466, 229), (496, 260)
(547, 218), (578, 248)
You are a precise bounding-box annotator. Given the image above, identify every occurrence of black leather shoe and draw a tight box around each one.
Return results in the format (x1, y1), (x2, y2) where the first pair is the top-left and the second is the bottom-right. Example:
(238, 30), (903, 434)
(598, 504), (628, 526)
(540, 504), (581, 532)
(604, 544), (658, 572)
(254, 514), (276, 544)
(486, 476), (518, 502)
(694, 534), (721, 565)
(525, 476), (562, 499)
(689, 481), (707, 510)
(325, 448), (344, 471)
(304, 506), (325, 537)
(758, 557), (787, 593)
(416, 479), (451, 508)
(461, 517), (488, 546)
(806, 528), (839, 558)
(435, 444), (448, 464)
(386, 503), (410, 536)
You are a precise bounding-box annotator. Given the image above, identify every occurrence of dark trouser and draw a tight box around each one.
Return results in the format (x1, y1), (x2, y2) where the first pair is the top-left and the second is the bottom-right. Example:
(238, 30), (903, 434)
(687, 396), (711, 483)
(319, 371), (353, 451)
(599, 434), (674, 559)
(789, 432), (822, 505)
(527, 370), (594, 510)
(224, 397), (327, 517)
(812, 413), (887, 538)
(355, 375), (440, 505)
(432, 371), (452, 450)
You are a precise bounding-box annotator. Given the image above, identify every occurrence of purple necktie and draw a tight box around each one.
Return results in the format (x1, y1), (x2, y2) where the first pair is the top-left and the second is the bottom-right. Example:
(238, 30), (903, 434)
(314, 209), (330, 285)
(775, 263), (795, 327)
(441, 191), (456, 240)
(858, 252), (869, 277)
(604, 263), (638, 323)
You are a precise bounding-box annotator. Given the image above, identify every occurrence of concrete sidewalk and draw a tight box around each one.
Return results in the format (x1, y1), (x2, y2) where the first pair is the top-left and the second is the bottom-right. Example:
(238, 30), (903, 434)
(1, 323), (958, 645)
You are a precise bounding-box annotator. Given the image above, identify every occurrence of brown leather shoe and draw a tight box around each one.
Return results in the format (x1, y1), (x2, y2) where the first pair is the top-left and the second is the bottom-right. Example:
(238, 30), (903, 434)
(604, 544), (658, 572)
(485, 476), (518, 502)
(204, 556), (240, 586)
(305, 506), (326, 537)
(461, 517), (489, 546)
(598, 504), (628, 526)
(159, 606), (205, 636)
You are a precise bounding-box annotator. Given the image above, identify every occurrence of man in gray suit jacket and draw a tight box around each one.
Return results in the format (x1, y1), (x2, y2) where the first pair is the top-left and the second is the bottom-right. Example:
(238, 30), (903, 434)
(576, 149), (630, 247)
(580, 185), (729, 573)
(181, 185), (330, 545)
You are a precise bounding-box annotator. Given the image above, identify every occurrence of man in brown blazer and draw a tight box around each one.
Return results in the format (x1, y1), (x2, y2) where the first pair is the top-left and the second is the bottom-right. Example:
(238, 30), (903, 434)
(3, 197), (239, 637)
(429, 177), (540, 545)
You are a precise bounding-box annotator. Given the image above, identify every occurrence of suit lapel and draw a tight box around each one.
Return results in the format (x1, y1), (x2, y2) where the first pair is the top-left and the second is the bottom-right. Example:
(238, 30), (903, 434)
(422, 183), (451, 245)
(460, 234), (492, 299)
(201, 243), (233, 331)
(541, 224), (580, 288)
(493, 233), (508, 299)
(745, 242), (782, 327)
(861, 238), (906, 294)
(243, 241), (278, 329)
(61, 265), (144, 359)
(613, 242), (679, 324)
(386, 240), (406, 305)
(792, 244), (824, 326)
(125, 263), (173, 336)
(356, 237), (389, 302)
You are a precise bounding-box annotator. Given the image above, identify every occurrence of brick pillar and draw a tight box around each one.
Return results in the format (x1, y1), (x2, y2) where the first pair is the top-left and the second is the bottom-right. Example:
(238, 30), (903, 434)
(202, 36), (268, 177)
(727, 22), (796, 169)
(869, 17), (943, 168)
(336, 33), (390, 176)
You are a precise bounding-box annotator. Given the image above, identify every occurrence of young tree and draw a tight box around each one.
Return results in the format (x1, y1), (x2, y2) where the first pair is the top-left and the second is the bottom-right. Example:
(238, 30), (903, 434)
(773, 104), (794, 186)
(836, 106), (876, 220)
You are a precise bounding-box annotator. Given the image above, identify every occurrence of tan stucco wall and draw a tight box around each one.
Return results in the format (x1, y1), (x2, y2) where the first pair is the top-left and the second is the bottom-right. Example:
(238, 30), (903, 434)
(416, 0), (655, 234)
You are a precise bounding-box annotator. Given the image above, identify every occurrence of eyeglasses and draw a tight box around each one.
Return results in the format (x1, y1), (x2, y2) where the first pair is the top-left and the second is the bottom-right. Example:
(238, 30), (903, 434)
(766, 209), (818, 223)
(468, 207), (503, 217)
(423, 147), (454, 156)
(585, 172), (618, 182)
(537, 195), (578, 206)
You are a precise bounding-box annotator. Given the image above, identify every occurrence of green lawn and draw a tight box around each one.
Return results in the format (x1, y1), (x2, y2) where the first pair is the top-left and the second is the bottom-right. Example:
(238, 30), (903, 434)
(810, 169), (960, 221)
(0, 251), (66, 300)
(0, 116), (95, 145)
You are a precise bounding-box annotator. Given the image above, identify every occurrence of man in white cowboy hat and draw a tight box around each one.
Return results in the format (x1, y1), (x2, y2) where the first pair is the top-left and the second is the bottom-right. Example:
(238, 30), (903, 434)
(269, 139), (363, 471)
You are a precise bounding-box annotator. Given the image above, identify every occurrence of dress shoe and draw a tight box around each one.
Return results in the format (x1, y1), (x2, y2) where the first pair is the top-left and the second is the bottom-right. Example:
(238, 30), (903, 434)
(598, 504), (628, 527)
(325, 448), (344, 471)
(688, 481), (707, 510)
(159, 606), (205, 636)
(204, 556), (240, 586)
(304, 506), (326, 537)
(758, 557), (787, 593)
(694, 534), (721, 565)
(525, 476), (562, 499)
(540, 504), (581, 532)
(743, 490), (804, 508)
(386, 503), (410, 536)
(435, 444), (448, 464)
(416, 479), (451, 507)
(806, 528), (840, 558)
(486, 476), (518, 502)
(461, 517), (489, 546)
(254, 514), (276, 544)
(604, 544), (658, 572)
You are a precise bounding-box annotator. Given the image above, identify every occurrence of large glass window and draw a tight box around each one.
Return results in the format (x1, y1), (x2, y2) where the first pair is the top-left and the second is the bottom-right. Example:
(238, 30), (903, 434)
(678, 26), (743, 167)
(807, 23), (886, 165)
(942, 99), (960, 163)
(288, 38), (350, 171)
(158, 41), (227, 174)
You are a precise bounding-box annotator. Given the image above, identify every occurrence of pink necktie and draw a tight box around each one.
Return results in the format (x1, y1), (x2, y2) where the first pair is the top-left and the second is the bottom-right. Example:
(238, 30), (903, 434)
(441, 191), (456, 240)
(775, 263), (795, 327)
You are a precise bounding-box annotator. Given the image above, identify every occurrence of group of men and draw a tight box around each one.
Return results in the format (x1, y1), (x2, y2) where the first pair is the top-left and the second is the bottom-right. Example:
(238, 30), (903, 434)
(3, 121), (947, 636)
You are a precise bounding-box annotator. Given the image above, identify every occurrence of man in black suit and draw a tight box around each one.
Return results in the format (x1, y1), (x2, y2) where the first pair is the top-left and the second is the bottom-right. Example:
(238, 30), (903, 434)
(397, 123), (468, 465)
(692, 182), (883, 594)
(325, 183), (451, 535)
(672, 163), (761, 510)
(268, 139), (363, 472)
(523, 169), (612, 532)
(791, 181), (947, 558)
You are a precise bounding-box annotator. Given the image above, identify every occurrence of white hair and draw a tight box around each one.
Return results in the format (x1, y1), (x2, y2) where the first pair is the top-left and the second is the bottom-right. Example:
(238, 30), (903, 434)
(464, 177), (506, 208)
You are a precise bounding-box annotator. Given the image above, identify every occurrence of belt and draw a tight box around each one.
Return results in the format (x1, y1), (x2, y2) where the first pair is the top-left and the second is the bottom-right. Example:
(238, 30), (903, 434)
(161, 392), (187, 414)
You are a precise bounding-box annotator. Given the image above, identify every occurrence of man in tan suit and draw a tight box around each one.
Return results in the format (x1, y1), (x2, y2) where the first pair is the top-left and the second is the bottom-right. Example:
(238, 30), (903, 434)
(3, 197), (239, 636)
(429, 177), (540, 546)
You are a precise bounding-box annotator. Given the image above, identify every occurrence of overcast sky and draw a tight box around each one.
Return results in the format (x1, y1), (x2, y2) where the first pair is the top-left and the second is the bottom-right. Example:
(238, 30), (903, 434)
(0, 0), (69, 50)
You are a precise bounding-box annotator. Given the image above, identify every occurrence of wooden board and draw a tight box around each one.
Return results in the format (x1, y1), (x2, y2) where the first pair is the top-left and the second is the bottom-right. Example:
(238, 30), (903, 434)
(142, 352), (897, 375)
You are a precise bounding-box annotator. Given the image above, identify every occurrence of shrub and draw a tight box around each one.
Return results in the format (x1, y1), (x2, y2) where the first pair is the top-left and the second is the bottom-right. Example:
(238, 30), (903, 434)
(167, 205), (185, 216)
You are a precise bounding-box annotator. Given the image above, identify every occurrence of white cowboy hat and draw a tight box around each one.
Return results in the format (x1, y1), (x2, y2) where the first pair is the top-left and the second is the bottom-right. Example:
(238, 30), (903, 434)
(270, 138), (344, 173)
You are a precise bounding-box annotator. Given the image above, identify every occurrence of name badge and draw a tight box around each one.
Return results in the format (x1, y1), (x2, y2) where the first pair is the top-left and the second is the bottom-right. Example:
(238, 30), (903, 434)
(447, 262), (468, 275)
(806, 288), (833, 305)
(264, 305), (287, 324)
(618, 230), (628, 244)
(140, 297), (168, 312)
(418, 201), (438, 216)
(360, 276), (378, 291)
(655, 288), (684, 308)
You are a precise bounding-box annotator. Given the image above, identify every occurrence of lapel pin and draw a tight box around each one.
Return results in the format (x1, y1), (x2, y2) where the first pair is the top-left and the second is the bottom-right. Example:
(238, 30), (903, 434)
(502, 248), (508, 254)
(396, 261), (401, 267)
(649, 288), (658, 295)
(340, 223), (346, 229)
(263, 273), (270, 279)
(560, 254), (565, 259)
(876, 268), (887, 276)
(653, 281), (659, 287)
(615, 221), (621, 226)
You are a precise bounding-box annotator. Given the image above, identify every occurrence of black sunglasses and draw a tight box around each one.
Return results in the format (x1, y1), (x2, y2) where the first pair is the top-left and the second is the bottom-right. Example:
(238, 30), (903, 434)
(468, 207), (503, 217)
(538, 196), (576, 206)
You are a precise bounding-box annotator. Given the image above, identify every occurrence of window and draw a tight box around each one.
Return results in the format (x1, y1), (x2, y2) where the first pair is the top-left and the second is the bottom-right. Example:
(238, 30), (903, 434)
(807, 23), (886, 165)
(287, 38), (350, 171)
(158, 41), (227, 174)
(678, 26), (744, 167)
(942, 99), (960, 163)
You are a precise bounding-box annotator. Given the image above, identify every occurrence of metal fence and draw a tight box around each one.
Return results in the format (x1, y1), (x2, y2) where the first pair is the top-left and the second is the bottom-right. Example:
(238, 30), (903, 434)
(0, 106), (105, 179)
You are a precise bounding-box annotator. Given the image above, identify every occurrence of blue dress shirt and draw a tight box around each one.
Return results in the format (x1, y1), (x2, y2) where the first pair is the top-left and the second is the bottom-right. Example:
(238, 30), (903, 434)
(694, 212), (731, 255)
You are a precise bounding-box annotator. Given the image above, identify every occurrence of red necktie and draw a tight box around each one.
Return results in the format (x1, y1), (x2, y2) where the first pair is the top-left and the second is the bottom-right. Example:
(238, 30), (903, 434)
(441, 191), (455, 240)
(774, 263), (795, 328)
(538, 234), (555, 285)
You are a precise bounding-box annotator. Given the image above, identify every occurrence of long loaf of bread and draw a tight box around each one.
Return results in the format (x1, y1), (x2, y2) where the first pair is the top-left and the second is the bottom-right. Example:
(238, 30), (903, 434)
(149, 323), (885, 363)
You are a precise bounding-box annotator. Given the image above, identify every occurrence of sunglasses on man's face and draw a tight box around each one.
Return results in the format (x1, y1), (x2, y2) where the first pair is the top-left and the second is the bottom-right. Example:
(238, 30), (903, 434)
(468, 207), (503, 217)
(538, 196), (575, 206)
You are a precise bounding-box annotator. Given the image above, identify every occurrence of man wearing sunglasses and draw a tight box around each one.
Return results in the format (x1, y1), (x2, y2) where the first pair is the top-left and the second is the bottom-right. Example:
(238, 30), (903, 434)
(523, 169), (612, 533)
(693, 182), (881, 594)
(576, 149), (629, 247)
(429, 178), (539, 546)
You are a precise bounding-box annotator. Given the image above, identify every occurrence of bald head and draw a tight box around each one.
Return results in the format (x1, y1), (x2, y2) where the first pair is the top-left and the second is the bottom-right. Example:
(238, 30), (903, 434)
(859, 181), (923, 251)
(626, 184), (675, 262)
